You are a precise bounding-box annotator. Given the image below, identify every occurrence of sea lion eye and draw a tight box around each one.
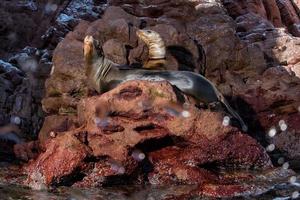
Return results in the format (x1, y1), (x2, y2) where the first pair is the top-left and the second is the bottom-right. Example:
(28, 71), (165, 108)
(146, 30), (152, 33)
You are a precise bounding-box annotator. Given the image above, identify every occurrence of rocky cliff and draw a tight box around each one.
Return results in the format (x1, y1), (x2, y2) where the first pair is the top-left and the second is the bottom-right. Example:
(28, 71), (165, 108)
(41, 0), (300, 162)
(0, 0), (299, 198)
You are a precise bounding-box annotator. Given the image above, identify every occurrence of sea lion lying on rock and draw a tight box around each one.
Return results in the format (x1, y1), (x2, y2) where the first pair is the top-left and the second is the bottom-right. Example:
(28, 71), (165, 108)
(83, 35), (248, 132)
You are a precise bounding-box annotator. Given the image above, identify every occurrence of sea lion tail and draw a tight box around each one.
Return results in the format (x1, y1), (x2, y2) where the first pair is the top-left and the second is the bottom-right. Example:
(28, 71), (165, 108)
(218, 93), (248, 132)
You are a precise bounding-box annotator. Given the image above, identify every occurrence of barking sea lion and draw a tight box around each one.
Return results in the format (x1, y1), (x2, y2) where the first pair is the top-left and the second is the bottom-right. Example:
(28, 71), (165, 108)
(83, 35), (248, 132)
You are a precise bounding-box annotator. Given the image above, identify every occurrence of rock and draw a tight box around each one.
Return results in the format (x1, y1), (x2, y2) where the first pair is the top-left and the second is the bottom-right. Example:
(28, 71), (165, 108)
(42, 0), (244, 115)
(0, 0), (107, 154)
(276, 0), (300, 36)
(235, 13), (274, 33)
(1, 1), (298, 196)
(14, 141), (39, 162)
(148, 131), (272, 186)
(25, 80), (272, 196)
(222, 0), (300, 36)
(0, 60), (38, 138)
(262, 0), (283, 27)
(0, 165), (26, 185)
(38, 115), (79, 148)
(0, 1), (63, 59)
(85, 4), (205, 72)
(42, 20), (91, 115)
(39, 0), (300, 174)
(223, 65), (300, 160)
(25, 132), (90, 189)
(217, 0), (300, 160)
(103, 39), (127, 65)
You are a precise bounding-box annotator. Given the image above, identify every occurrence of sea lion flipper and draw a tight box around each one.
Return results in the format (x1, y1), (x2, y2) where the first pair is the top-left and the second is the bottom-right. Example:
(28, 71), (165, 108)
(219, 94), (248, 132)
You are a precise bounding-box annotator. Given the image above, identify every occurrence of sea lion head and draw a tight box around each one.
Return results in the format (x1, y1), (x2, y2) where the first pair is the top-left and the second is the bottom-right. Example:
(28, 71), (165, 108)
(84, 35), (95, 62)
(84, 35), (101, 63)
(136, 29), (162, 45)
(136, 29), (166, 59)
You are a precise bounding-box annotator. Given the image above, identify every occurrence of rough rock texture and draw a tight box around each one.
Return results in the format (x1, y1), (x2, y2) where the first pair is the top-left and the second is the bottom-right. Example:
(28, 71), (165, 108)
(26, 81), (272, 197)
(41, 0), (244, 139)
(26, 132), (90, 189)
(0, 0), (66, 59)
(38, 115), (79, 147)
(222, 0), (300, 36)
(0, 0), (106, 59)
(222, 1), (300, 161)
(41, 0), (300, 162)
(0, 1), (296, 197)
(0, 0), (107, 152)
(0, 59), (43, 138)
(42, 21), (91, 116)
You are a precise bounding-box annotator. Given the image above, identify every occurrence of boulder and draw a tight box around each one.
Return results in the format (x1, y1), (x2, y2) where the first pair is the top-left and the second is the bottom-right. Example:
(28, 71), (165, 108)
(26, 80), (272, 197)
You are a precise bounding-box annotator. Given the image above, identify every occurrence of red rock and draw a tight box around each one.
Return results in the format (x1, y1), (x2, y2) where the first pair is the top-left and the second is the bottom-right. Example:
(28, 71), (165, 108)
(73, 160), (122, 187)
(276, 0), (300, 26)
(148, 147), (219, 185)
(24, 1), (300, 198)
(27, 80), (272, 194)
(38, 115), (79, 148)
(199, 183), (249, 198)
(258, 111), (300, 159)
(41, 0), (297, 119)
(223, 62), (300, 159)
(25, 132), (90, 189)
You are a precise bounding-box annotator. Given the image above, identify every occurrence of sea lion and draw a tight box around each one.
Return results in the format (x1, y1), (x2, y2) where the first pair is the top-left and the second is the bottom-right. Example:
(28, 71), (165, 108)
(136, 29), (166, 70)
(83, 35), (248, 131)
(137, 29), (206, 75)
